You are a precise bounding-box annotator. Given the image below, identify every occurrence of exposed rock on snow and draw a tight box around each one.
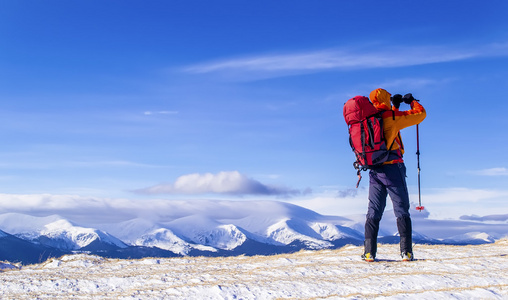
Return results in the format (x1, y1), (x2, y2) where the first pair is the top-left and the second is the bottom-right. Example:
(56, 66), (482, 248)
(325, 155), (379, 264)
(0, 261), (20, 271)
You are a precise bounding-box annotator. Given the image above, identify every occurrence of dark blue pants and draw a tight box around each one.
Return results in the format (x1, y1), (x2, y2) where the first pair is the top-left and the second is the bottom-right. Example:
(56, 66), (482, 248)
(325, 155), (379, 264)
(364, 163), (412, 256)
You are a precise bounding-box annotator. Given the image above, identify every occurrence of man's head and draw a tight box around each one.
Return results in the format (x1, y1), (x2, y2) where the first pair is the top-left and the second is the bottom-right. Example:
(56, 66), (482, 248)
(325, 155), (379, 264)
(369, 88), (392, 111)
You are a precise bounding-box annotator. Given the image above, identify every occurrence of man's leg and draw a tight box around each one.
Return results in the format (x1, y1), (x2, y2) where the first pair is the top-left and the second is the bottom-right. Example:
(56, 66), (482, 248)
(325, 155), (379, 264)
(365, 169), (388, 258)
(364, 218), (380, 258)
(397, 215), (413, 255)
(385, 163), (413, 255)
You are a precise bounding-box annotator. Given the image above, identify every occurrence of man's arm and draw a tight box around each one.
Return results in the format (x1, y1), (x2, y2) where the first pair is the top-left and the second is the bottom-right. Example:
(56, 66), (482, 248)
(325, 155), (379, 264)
(393, 100), (426, 131)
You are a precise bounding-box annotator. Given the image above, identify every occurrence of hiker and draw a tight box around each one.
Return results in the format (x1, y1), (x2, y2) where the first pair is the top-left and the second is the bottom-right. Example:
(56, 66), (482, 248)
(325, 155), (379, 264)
(362, 88), (426, 262)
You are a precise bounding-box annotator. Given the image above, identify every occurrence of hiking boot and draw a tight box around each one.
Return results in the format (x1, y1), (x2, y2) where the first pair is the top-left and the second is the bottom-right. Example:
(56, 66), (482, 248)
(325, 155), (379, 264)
(362, 253), (375, 262)
(401, 252), (414, 261)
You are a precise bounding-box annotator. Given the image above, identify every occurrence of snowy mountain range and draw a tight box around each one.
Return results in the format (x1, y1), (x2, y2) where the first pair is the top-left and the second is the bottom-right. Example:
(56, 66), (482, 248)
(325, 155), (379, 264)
(1, 200), (507, 264)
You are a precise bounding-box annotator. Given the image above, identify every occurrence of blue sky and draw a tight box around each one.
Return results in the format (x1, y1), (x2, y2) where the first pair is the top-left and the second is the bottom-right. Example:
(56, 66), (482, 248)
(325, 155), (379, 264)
(1, 1), (508, 221)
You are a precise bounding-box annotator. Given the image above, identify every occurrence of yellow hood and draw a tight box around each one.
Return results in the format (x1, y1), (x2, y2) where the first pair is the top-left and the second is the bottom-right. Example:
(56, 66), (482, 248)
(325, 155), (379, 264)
(369, 88), (392, 111)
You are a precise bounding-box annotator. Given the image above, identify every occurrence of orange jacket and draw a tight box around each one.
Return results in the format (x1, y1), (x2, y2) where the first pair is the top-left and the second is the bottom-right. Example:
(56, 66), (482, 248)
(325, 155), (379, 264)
(369, 88), (426, 163)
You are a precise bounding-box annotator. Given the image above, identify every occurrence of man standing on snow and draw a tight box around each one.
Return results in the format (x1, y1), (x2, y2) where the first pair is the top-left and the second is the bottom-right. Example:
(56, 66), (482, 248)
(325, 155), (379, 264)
(362, 88), (426, 262)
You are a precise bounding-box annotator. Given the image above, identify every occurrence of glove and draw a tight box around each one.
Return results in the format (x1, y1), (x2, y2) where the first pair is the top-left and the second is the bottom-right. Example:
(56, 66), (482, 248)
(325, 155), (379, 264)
(390, 94), (403, 109)
(403, 93), (415, 104)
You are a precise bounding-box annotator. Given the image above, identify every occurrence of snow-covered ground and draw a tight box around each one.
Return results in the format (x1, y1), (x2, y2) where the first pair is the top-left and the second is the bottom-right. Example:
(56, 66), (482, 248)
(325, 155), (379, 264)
(2, 240), (507, 299)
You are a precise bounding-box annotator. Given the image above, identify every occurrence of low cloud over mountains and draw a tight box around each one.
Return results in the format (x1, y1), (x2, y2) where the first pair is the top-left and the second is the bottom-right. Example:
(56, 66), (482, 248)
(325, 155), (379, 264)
(134, 171), (310, 197)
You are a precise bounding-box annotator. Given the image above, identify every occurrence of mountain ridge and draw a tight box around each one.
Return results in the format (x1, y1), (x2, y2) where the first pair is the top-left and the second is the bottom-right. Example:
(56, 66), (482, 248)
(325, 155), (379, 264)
(1, 200), (507, 264)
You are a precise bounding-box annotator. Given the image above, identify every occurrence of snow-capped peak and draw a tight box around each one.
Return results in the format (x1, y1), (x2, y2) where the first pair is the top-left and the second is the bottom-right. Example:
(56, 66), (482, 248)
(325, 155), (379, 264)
(0, 213), (66, 235)
(448, 232), (497, 243)
(1, 199), (508, 263)
(134, 228), (216, 255)
(267, 218), (333, 249)
(309, 222), (363, 241)
(0, 213), (126, 250)
(166, 215), (247, 250)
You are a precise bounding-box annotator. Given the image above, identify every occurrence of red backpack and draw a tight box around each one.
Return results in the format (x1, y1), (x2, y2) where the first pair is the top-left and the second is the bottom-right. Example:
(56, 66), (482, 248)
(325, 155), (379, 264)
(343, 96), (392, 187)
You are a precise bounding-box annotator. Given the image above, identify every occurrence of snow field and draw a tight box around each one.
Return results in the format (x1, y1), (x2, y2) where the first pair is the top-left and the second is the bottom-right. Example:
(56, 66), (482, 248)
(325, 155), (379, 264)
(1, 240), (507, 299)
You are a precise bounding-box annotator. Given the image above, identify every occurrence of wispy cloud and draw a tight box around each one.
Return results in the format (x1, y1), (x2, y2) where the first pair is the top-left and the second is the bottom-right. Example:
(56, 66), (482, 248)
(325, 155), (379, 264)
(143, 110), (179, 116)
(1, 187), (507, 226)
(66, 160), (171, 169)
(183, 42), (508, 79)
(372, 77), (456, 90)
(460, 214), (508, 222)
(133, 171), (309, 197)
(285, 185), (508, 220)
(469, 167), (508, 176)
(337, 188), (359, 198)
(0, 159), (169, 170)
(0, 194), (271, 224)
(424, 187), (508, 204)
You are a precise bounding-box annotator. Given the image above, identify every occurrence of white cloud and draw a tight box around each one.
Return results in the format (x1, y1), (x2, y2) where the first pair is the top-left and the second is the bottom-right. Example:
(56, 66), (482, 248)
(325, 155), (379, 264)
(413, 187), (508, 219)
(183, 43), (508, 78)
(286, 195), (364, 218)
(0, 193), (128, 223)
(1, 186), (507, 226)
(0, 194), (314, 225)
(422, 187), (508, 204)
(67, 160), (168, 168)
(144, 110), (179, 116)
(0, 159), (168, 170)
(469, 167), (508, 176)
(372, 77), (456, 90)
(181, 42), (508, 81)
(133, 171), (307, 197)
(283, 186), (508, 221)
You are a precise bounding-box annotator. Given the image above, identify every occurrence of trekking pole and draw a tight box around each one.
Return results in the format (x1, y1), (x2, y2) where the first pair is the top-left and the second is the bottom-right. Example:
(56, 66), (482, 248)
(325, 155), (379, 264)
(415, 124), (424, 211)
